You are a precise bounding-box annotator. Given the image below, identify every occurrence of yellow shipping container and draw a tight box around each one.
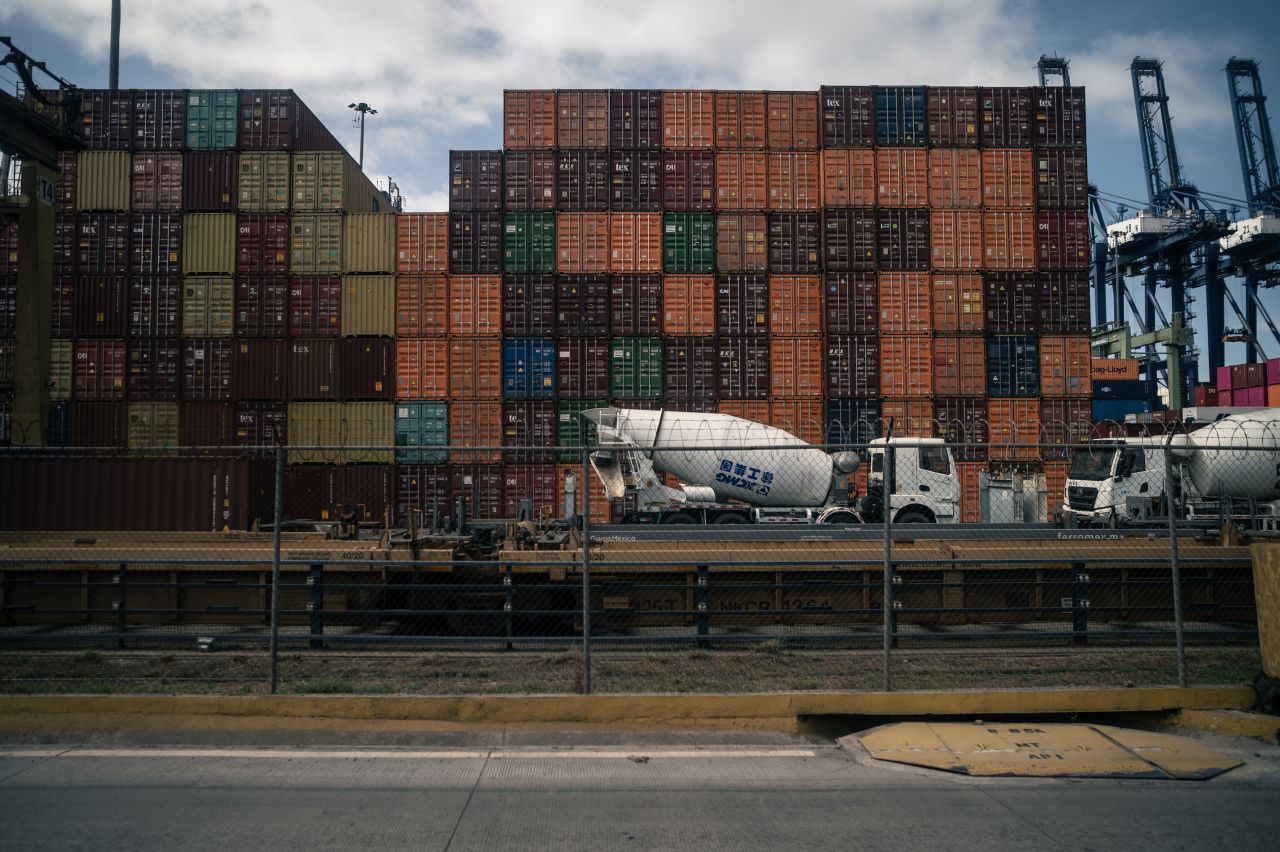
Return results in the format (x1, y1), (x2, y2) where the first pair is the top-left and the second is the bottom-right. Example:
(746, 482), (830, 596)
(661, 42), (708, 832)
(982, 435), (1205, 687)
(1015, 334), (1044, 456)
(50, 340), (73, 401)
(291, 152), (386, 213)
(76, 151), (131, 211)
(237, 151), (291, 212)
(343, 213), (396, 273)
(286, 401), (393, 464)
(182, 213), (236, 273)
(290, 213), (343, 274)
(127, 402), (179, 448)
(181, 275), (235, 337)
(340, 274), (394, 336)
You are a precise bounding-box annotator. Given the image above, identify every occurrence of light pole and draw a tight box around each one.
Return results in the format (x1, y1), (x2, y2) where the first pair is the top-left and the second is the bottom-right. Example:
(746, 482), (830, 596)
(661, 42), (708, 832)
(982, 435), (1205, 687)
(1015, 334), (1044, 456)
(348, 102), (377, 170)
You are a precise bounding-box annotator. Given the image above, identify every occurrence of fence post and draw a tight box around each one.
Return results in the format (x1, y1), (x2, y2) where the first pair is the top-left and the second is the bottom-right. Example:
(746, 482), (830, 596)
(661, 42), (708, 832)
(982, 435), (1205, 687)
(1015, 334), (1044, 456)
(883, 444), (894, 692)
(696, 564), (710, 648)
(1071, 562), (1089, 645)
(1164, 438), (1187, 687)
(580, 448), (592, 695)
(269, 442), (285, 695)
(503, 565), (514, 652)
(308, 564), (324, 650)
(115, 561), (127, 649)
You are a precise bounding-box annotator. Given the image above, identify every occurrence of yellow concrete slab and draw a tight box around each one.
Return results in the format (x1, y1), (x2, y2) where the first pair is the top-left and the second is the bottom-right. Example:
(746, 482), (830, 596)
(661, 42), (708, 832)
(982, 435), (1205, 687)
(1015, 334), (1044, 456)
(859, 722), (1242, 779)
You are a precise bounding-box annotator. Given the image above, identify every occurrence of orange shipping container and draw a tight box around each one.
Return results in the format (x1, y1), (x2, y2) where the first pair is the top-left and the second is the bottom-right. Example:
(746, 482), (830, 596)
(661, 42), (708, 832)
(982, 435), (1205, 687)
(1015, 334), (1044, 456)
(932, 336), (986, 397)
(715, 152), (769, 211)
(1091, 358), (1139, 380)
(1040, 335), (1092, 397)
(982, 210), (1036, 270)
(714, 91), (767, 149)
(932, 273), (984, 333)
(662, 90), (715, 149)
(609, 212), (663, 272)
(718, 399), (770, 424)
(767, 152), (821, 211)
(556, 463), (612, 522)
(662, 275), (716, 335)
(768, 399), (825, 445)
(448, 337), (502, 400)
(716, 214), (768, 272)
(556, 212), (610, 273)
(876, 148), (929, 207)
(395, 274), (450, 337)
(988, 398), (1041, 461)
(770, 337), (824, 398)
(555, 89), (608, 149)
(396, 213), (448, 273)
(928, 148), (982, 209)
(881, 398), (935, 438)
(768, 275), (823, 336)
(450, 401), (503, 463)
(929, 210), (983, 270)
(981, 149), (1034, 208)
(448, 275), (501, 335)
(820, 149), (876, 208)
(1045, 460), (1070, 517)
(880, 336), (933, 397)
(878, 272), (932, 335)
(955, 461), (985, 523)
(766, 92), (820, 150)
(396, 338), (449, 400)
(1268, 385), (1280, 407)
(503, 90), (555, 149)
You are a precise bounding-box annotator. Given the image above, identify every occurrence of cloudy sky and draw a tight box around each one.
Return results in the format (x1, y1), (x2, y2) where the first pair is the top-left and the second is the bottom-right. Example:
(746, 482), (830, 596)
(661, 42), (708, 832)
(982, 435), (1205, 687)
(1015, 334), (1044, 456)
(4, 0), (1279, 364)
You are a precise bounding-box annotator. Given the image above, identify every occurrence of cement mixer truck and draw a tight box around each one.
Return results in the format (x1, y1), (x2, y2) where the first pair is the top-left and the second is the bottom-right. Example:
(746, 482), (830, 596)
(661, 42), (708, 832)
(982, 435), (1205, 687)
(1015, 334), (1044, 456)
(1061, 407), (1280, 530)
(582, 407), (962, 524)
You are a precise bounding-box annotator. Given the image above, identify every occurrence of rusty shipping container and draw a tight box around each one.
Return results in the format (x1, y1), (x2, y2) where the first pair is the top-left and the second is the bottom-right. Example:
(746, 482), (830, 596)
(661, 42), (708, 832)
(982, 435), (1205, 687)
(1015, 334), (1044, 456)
(880, 335), (933, 397)
(825, 335), (879, 398)
(396, 274), (451, 337)
(77, 212), (130, 275)
(824, 272), (878, 335)
(235, 212), (289, 275)
(127, 276), (181, 338)
(504, 150), (557, 211)
(132, 89), (185, 150)
(928, 148), (982, 209)
(449, 150), (504, 212)
(232, 338), (287, 399)
(875, 208), (930, 271)
(1039, 335), (1092, 397)
(981, 149), (1034, 208)
(768, 399), (826, 446)
(234, 276), (288, 338)
(609, 212), (663, 272)
(609, 274), (663, 336)
(1034, 86), (1086, 147)
(822, 208), (876, 272)
(820, 148), (876, 208)
(714, 91), (767, 149)
(988, 397), (1042, 461)
(980, 87), (1033, 147)
(662, 150), (715, 211)
(448, 274), (502, 336)
(982, 210), (1036, 270)
(717, 337), (770, 400)
(767, 152), (821, 211)
(180, 338), (233, 401)
(1039, 272), (1090, 333)
(234, 400), (287, 447)
(933, 336), (986, 397)
(289, 275), (341, 337)
(395, 338), (449, 400)
(556, 338), (610, 399)
(556, 89), (609, 149)
(766, 92), (820, 150)
(875, 148), (928, 207)
(931, 273), (984, 334)
(768, 213), (822, 273)
(935, 397), (989, 460)
(1040, 397), (1093, 460)
(715, 273), (769, 336)
(927, 87), (979, 146)
(608, 149), (663, 211)
(449, 403), (503, 464)
(183, 151), (236, 211)
(984, 272), (1040, 333)
(609, 89), (663, 150)
(878, 272), (931, 335)
(557, 275), (611, 336)
(290, 213), (343, 274)
(503, 90), (556, 150)
(661, 275), (716, 336)
(236, 151), (291, 211)
(662, 337), (717, 402)
(929, 210), (983, 270)
(448, 338), (503, 400)
(555, 212), (610, 273)
(131, 152), (183, 211)
(125, 339), (180, 401)
(716, 213), (768, 273)
(663, 90), (715, 149)
(341, 337), (394, 400)
(396, 213), (449, 273)
(768, 275), (822, 336)
(448, 212), (502, 274)
(819, 85), (875, 147)
(1035, 209), (1090, 270)
(770, 337), (824, 398)
(73, 276), (127, 337)
(715, 151), (768, 211)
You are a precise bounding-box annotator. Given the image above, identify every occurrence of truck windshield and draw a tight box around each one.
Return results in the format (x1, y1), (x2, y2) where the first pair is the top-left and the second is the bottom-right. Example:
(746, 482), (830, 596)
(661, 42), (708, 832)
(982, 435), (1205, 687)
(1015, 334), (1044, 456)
(1068, 447), (1117, 481)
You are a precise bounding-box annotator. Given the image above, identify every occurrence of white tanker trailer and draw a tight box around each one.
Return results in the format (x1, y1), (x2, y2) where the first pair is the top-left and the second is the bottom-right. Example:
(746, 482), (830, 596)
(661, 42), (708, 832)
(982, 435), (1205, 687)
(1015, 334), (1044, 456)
(1062, 407), (1280, 529)
(582, 407), (961, 524)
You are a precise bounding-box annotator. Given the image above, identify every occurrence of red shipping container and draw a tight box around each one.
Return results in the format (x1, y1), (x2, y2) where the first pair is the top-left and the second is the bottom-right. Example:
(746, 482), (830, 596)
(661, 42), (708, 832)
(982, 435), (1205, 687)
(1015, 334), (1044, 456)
(81, 89), (133, 149)
(989, 397), (1042, 461)
(876, 208), (930, 271)
(715, 152), (768, 211)
(609, 89), (663, 151)
(502, 274), (557, 337)
(933, 337), (986, 397)
(555, 89), (609, 149)
(768, 213), (822, 273)
(447, 211), (502, 274)
(929, 210), (983, 270)
(821, 148), (876, 208)
(825, 335), (879, 398)
(125, 276), (179, 338)
(880, 336), (933, 397)
(1218, 390), (1234, 406)
(932, 274), (984, 334)
(395, 338), (449, 400)
(663, 337), (718, 402)
(183, 151), (236, 211)
(77, 212), (130, 275)
(1039, 272), (1090, 333)
(71, 402), (127, 447)
(556, 338), (610, 399)
(132, 89), (185, 150)
(1034, 86), (1086, 147)
(1216, 365), (1234, 391)
(235, 213), (289, 275)
(179, 402), (235, 450)
(1192, 385), (1220, 407)
(181, 338), (233, 401)
(555, 148), (610, 211)
(289, 338), (341, 400)
(131, 152), (183, 211)
(1268, 358), (1280, 385)
(503, 90), (555, 149)
(662, 150), (716, 211)
(449, 405), (503, 464)
(396, 274), (450, 337)
(768, 275), (822, 336)
(715, 273), (769, 336)
(981, 149), (1034, 208)
(234, 400), (287, 447)
(1240, 362), (1266, 389)
(52, 277), (74, 338)
(822, 208), (876, 272)
(875, 148), (929, 207)
(928, 148), (982, 209)
(716, 213), (768, 272)
(0, 278), (14, 337)
(819, 85), (875, 147)
(129, 213), (182, 275)
(449, 275), (502, 336)
(927, 87), (979, 147)
(502, 464), (559, 519)
(74, 276), (127, 337)
(766, 92), (819, 150)
(448, 338), (502, 400)
(980, 87), (1033, 147)
(717, 337), (770, 400)
(503, 150), (557, 211)
(985, 272), (1040, 333)
(609, 274), (663, 336)
(449, 150), (504, 212)
(982, 210), (1036, 270)
(238, 90), (295, 151)
(556, 212), (610, 273)
(0, 224), (17, 276)
(395, 464), (452, 522)
(341, 338), (394, 400)
(935, 397), (989, 461)
(955, 460), (984, 522)
(557, 275), (611, 336)
(1034, 149), (1088, 208)
(663, 90), (715, 149)
(1036, 210), (1089, 270)
(56, 152), (77, 211)
(73, 339), (126, 400)
(824, 273), (878, 335)
(607, 149), (663, 211)
(557, 463), (613, 523)
(714, 91), (767, 149)
(232, 338), (287, 400)
(662, 275), (716, 336)
(396, 213), (449, 273)
(289, 276), (341, 336)
(503, 400), (557, 463)
(234, 276), (288, 338)
(609, 212), (663, 272)
(125, 339), (180, 401)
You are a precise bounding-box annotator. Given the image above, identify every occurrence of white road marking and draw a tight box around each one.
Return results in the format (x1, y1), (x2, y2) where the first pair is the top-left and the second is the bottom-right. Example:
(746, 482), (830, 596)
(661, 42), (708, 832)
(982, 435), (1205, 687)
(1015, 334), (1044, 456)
(2, 747), (816, 760)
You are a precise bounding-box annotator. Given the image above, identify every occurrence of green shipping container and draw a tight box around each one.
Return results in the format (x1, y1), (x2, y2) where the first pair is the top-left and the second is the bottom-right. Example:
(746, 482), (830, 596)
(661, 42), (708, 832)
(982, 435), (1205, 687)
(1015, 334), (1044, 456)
(557, 399), (608, 462)
(610, 338), (663, 399)
(186, 90), (239, 149)
(503, 212), (556, 273)
(662, 212), (715, 273)
(395, 402), (448, 464)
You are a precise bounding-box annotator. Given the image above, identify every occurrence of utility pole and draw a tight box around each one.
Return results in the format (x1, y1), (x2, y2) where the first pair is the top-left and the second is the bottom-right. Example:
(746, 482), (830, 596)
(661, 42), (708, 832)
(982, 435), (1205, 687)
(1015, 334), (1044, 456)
(348, 102), (377, 170)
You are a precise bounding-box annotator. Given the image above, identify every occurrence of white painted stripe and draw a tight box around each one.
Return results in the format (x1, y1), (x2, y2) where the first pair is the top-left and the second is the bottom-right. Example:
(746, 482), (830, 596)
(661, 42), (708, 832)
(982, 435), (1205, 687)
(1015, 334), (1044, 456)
(4, 748), (816, 760)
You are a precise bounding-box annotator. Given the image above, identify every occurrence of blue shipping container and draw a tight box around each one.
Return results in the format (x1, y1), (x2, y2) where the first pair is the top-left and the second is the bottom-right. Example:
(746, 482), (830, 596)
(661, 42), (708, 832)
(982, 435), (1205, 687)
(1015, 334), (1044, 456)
(826, 399), (881, 448)
(986, 335), (1039, 397)
(874, 86), (927, 146)
(185, 90), (239, 149)
(503, 337), (556, 399)
(1092, 399), (1154, 422)
(1092, 380), (1154, 400)
(394, 402), (448, 464)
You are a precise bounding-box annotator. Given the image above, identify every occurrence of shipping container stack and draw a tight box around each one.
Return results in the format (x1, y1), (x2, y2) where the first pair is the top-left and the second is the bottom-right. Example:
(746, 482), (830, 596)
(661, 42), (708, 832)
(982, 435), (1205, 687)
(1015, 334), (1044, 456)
(1202, 358), (1280, 409)
(0, 224), (17, 445)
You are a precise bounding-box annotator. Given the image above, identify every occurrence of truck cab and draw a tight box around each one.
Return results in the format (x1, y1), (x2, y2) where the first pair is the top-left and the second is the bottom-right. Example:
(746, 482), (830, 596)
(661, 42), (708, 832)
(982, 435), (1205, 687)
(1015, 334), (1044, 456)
(863, 438), (961, 524)
(1063, 438), (1168, 525)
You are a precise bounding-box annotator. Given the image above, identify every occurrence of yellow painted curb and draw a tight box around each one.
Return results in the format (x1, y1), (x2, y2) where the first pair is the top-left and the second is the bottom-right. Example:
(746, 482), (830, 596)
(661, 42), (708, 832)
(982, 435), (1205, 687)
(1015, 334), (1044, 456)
(1172, 709), (1280, 744)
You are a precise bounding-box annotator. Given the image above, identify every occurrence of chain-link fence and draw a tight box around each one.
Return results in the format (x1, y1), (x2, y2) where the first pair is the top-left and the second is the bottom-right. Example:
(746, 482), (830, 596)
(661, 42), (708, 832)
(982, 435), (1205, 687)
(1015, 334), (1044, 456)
(0, 413), (1274, 694)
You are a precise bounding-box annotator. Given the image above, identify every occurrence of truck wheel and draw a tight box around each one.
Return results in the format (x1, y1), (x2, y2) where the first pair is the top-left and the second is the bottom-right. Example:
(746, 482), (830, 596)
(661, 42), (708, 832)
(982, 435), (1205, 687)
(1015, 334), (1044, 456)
(821, 510), (859, 524)
(713, 512), (747, 524)
(662, 512), (695, 524)
(895, 509), (932, 524)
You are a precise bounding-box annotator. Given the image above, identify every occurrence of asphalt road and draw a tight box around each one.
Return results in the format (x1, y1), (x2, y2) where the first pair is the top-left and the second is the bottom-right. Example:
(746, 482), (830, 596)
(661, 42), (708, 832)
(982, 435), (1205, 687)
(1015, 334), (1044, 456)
(2, 730), (1279, 851)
